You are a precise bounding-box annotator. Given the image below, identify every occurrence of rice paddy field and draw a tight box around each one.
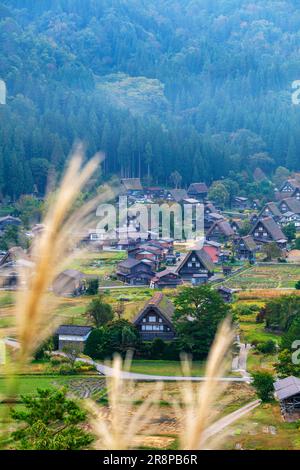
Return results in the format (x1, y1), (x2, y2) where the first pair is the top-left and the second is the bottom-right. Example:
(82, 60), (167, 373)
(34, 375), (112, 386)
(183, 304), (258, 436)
(224, 264), (300, 290)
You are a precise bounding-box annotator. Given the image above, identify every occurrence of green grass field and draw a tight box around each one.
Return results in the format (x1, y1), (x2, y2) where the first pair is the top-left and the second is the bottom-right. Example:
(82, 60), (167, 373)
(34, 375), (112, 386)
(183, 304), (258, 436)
(239, 320), (281, 344)
(68, 250), (127, 277)
(224, 402), (300, 450)
(119, 360), (207, 377)
(0, 375), (90, 396)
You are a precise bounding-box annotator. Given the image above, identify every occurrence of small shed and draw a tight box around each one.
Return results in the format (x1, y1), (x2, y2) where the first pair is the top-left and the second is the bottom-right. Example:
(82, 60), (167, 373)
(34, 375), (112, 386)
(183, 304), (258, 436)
(217, 286), (235, 303)
(56, 325), (93, 353)
(274, 376), (300, 419)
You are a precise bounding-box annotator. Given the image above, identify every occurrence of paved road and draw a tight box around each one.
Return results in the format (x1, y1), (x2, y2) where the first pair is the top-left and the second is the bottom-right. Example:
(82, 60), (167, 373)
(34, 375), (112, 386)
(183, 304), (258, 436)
(5, 338), (251, 382)
(76, 356), (250, 382)
(232, 343), (251, 380)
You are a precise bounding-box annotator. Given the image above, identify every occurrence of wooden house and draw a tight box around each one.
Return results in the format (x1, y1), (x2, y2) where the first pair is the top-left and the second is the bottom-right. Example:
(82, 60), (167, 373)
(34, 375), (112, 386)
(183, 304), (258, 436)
(53, 270), (88, 297)
(135, 250), (158, 265)
(251, 199), (260, 210)
(204, 202), (218, 215)
(206, 220), (235, 243)
(233, 196), (249, 210)
(56, 325), (93, 353)
(120, 178), (143, 196)
(249, 213), (259, 225)
(149, 238), (174, 253)
(230, 219), (244, 235)
(233, 235), (257, 262)
(168, 189), (188, 203)
(176, 249), (214, 284)
(144, 186), (166, 200)
(217, 286), (234, 303)
(187, 182), (208, 201)
(138, 243), (164, 262)
(292, 187), (300, 201)
(116, 258), (154, 285)
(279, 179), (300, 194)
(133, 292), (176, 341)
(280, 211), (300, 230)
(278, 197), (300, 215)
(259, 202), (282, 222)
(203, 240), (221, 263)
(250, 217), (287, 249)
(222, 265), (233, 276)
(151, 269), (182, 289)
(0, 247), (32, 289)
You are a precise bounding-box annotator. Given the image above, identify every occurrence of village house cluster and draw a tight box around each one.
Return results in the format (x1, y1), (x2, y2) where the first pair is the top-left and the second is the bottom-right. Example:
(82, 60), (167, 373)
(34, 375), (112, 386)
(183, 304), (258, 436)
(81, 175), (300, 288)
(2, 175), (300, 293)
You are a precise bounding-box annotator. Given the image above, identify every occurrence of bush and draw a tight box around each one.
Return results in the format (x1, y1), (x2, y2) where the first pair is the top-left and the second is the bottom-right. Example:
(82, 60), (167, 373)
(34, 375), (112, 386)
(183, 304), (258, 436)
(50, 355), (70, 366)
(73, 361), (96, 373)
(34, 338), (54, 360)
(235, 304), (260, 317)
(295, 280), (300, 290)
(85, 278), (99, 295)
(84, 328), (106, 360)
(255, 340), (277, 354)
(150, 338), (166, 359)
(57, 363), (77, 375)
(164, 341), (181, 360)
(251, 370), (274, 402)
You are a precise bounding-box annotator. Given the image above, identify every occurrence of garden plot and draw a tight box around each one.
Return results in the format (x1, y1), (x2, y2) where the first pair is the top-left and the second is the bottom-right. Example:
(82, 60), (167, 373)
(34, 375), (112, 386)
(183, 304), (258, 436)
(65, 377), (106, 398)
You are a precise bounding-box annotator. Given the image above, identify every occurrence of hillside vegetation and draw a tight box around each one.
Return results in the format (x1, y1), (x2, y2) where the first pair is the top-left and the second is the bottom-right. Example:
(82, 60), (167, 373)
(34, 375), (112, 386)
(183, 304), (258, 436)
(1, 0), (300, 198)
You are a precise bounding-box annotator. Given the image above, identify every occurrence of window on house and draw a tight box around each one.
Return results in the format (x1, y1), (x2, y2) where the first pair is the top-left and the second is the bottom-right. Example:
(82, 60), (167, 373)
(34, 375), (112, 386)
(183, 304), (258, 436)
(149, 316), (156, 322)
(188, 262), (192, 267)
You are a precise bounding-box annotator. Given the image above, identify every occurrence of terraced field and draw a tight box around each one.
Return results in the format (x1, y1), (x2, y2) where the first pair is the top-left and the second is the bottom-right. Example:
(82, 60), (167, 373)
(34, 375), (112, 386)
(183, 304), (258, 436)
(224, 264), (300, 290)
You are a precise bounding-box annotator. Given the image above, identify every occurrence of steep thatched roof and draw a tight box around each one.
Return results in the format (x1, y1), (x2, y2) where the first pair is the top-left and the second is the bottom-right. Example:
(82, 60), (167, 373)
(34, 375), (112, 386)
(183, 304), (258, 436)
(133, 292), (175, 326)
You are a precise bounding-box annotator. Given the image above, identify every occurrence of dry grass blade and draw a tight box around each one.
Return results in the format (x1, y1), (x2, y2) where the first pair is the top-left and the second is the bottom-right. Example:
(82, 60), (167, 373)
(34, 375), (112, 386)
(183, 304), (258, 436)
(177, 317), (234, 450)
(87, 354), (162, 450)
(14, 148), (113, 365)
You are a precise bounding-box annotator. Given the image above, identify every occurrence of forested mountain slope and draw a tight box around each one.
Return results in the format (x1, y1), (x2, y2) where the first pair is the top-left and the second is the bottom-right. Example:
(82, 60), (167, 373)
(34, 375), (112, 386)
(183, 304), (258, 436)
(1, 0), (300, 198)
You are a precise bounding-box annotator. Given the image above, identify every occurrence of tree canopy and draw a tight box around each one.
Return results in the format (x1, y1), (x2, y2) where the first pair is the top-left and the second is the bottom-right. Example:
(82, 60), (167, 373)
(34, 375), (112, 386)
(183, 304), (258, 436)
(173, 285), (231, 358)
(1, 1), (300, 198)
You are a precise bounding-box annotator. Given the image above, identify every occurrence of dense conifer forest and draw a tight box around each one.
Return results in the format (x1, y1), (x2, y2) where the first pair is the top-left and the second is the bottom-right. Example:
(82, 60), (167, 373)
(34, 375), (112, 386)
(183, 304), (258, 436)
(1, 0), (300, 199)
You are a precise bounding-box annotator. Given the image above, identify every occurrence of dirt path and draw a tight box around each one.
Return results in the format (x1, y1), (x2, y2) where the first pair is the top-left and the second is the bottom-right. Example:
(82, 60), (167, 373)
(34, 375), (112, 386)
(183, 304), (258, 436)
(204, 399), (261, 440)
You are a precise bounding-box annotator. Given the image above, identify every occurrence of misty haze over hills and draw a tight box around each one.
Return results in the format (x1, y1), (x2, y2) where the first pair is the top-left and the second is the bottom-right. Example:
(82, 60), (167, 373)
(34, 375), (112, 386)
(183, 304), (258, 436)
(1, 0), (300, 199)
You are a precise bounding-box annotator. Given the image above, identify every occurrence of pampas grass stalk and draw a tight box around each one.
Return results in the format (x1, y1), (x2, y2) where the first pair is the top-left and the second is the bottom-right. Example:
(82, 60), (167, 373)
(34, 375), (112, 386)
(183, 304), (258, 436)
(1, 148), (118, 447)
(15, 150), (110, 366)
(87, 354), (162, 450)
(176, 317), (234, 450)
